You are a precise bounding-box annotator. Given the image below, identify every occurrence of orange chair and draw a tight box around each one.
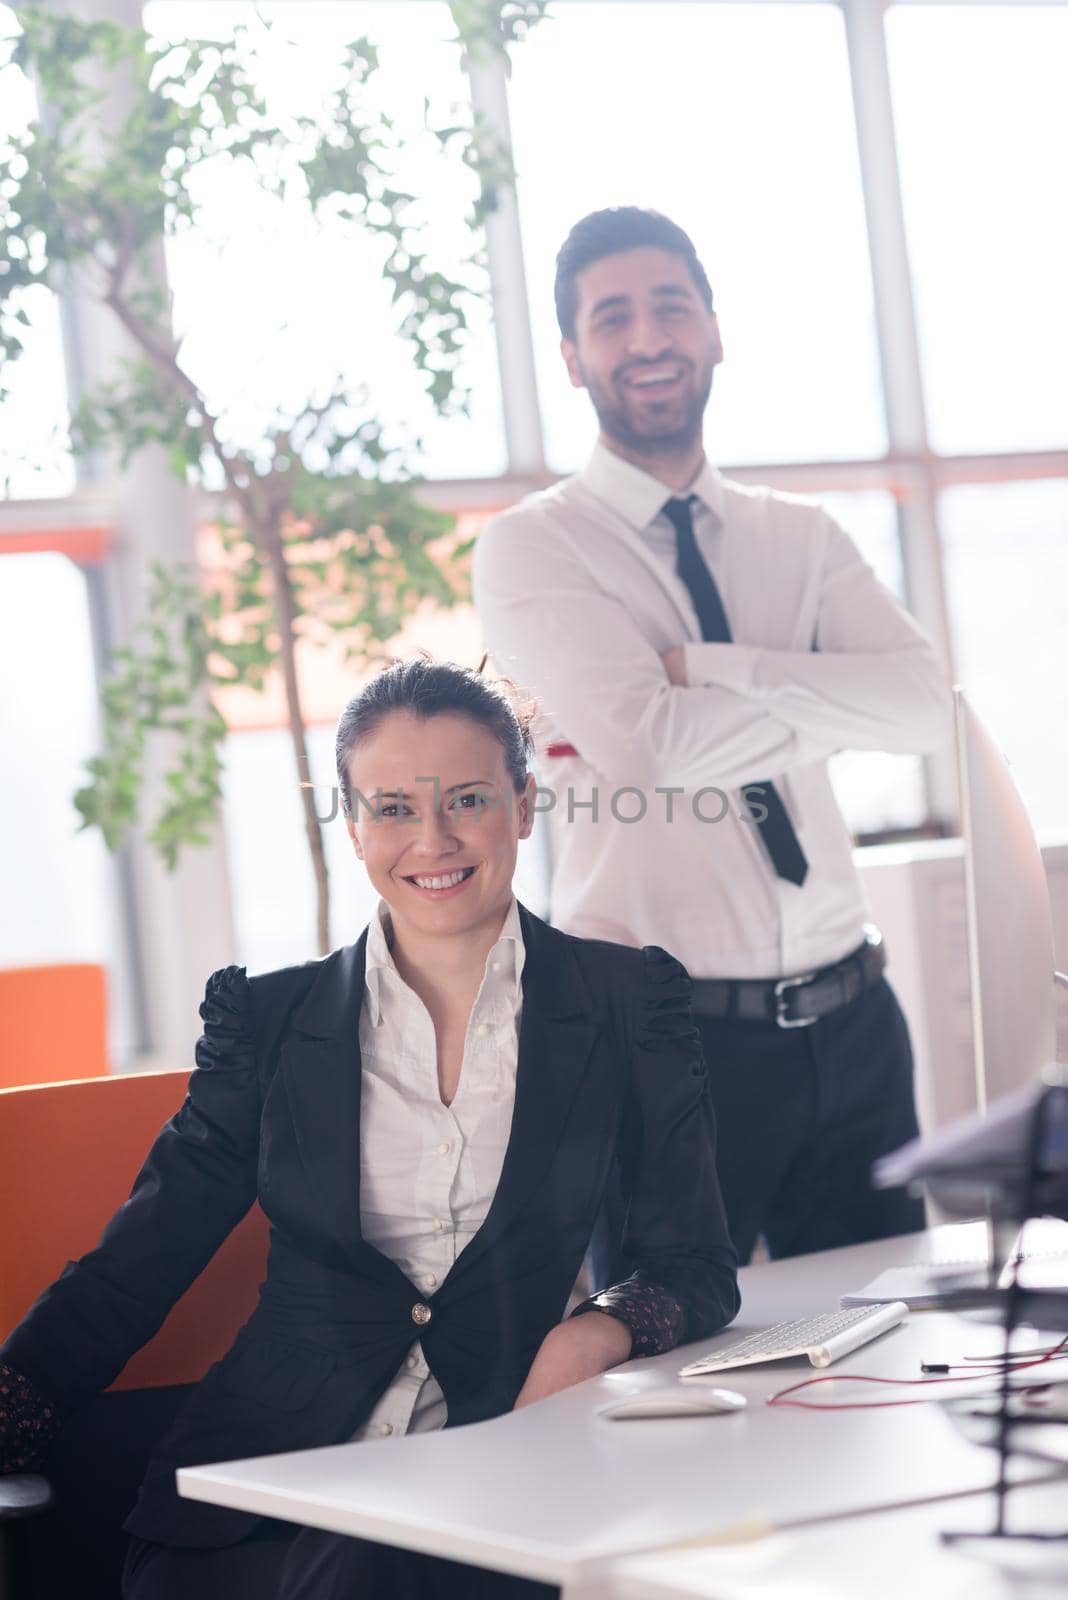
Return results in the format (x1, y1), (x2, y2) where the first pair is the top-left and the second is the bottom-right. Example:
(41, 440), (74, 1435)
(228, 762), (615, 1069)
(0, 1071), (270, 1597)
(0, 964), (109, 1088)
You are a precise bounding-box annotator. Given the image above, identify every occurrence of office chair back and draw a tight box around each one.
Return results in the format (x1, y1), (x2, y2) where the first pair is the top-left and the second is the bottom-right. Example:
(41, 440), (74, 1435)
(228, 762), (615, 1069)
(0, 963), (108, 1089)
(0, 1070), (268, 1386)
(0, 1071), (270, 1600)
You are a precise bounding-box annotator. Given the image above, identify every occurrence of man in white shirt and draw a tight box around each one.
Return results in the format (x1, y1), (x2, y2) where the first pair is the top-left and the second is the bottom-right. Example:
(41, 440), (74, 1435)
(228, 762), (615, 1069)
(473, 206), (951, 1264)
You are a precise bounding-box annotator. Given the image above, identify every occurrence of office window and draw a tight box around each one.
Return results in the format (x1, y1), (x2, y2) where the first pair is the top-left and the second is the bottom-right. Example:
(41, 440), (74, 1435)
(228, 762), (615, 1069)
(816, 489), (904, 601)
(829, 745), (926, 844)
(0, 6), (74, 496)
(887, 4), (1068, 456)
(508, 1), (885, 474)
(0, 553), (136, 1052)
(220, 724), (364, 973)
(941, 478), (1068, 839)
(144, 1), (506, 479)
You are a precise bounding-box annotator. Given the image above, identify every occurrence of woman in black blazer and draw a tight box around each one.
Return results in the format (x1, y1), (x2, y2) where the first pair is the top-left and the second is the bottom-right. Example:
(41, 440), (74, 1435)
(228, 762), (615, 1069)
(0, 660), (738, 1599)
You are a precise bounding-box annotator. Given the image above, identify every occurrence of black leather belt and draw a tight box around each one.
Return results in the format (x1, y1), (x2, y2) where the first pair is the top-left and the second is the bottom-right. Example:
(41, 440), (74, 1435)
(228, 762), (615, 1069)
(689, 929), (887, 1029)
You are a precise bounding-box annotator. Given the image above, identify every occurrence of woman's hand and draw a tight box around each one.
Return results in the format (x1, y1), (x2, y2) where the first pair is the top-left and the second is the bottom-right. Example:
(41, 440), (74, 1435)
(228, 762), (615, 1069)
(513, 1312), (633, 1410)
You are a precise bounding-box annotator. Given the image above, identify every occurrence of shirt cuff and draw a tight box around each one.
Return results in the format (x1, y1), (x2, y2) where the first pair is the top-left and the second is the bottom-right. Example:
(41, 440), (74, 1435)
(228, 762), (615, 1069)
(0, 1361), (63, 1472)
(570, 1280), (685, 1358)
(683, 641), (760, 696)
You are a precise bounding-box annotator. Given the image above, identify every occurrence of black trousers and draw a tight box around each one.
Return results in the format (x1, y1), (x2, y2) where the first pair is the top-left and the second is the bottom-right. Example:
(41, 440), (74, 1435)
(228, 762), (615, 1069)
(123, 1525), (559, 1600)
(696, 976), (925, 1265)
(587, 973), (924, 1281)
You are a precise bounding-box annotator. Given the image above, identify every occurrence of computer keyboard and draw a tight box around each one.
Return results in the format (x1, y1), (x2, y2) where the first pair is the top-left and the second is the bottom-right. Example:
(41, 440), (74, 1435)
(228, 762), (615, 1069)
(678, 1300), (909, 1377)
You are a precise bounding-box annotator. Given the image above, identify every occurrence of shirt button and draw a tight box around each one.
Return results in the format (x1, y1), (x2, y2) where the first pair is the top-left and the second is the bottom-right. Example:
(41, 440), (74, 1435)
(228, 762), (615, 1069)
(436, 1141), (452, 1156)
(406, 1353), (419, 1369)
(476, 1023), (489, 1037)
(375, 1422), (394, 1438)
(412, 1303), (432, 1326)
(423, 1274), (438, 1289)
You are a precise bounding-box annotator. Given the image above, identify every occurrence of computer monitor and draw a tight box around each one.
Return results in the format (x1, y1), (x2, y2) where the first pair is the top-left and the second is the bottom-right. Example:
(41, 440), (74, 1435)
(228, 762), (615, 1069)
(956, 687), (1058, 1108)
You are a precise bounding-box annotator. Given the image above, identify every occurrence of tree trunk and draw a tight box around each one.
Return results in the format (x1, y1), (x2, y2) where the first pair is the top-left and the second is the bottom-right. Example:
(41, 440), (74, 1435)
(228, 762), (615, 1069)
(259, 515), (332, 956)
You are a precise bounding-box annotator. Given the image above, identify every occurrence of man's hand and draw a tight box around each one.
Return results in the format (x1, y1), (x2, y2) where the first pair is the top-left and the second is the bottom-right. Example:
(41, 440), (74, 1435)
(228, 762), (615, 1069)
(513, 1312), (633, 1410)
(661, 646), (688, 686)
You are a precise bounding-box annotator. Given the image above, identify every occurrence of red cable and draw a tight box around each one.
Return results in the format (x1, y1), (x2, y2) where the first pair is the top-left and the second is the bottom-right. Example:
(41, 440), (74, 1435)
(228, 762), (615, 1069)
(767, 1336), (1068, 1411)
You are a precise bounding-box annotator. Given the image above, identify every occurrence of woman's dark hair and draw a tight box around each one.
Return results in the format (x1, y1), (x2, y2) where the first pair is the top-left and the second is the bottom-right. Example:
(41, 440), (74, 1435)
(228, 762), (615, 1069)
(554, 206), (714, 341)
(335, 658), (535, 820)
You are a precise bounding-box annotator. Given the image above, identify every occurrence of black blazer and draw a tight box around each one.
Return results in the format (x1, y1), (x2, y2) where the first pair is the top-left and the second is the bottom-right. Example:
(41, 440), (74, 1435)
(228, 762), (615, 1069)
(3, 907), (738, 1548)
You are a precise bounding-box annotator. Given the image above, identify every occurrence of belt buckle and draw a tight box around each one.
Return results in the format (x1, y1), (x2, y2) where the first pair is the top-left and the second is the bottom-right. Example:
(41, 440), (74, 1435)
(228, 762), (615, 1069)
(774, 972), (819, 1029)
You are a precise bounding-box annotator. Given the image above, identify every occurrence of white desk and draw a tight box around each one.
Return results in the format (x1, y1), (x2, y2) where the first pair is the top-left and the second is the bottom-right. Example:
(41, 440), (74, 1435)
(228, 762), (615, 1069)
(178, 1229), (1065, 1590)
(582, 1478), (1068, 1600)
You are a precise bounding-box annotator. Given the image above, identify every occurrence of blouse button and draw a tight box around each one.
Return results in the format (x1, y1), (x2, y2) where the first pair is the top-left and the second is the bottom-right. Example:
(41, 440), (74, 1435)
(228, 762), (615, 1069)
(423, 1274), (438, 1290)
(436, 1141), (451, 1156)
(411, 1303), (432, 1326)
(476, 1023), (490, 1037)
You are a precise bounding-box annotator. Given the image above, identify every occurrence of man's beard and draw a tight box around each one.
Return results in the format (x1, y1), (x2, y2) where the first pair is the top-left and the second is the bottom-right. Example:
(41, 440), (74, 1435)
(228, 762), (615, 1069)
(580, 357), (713, 458)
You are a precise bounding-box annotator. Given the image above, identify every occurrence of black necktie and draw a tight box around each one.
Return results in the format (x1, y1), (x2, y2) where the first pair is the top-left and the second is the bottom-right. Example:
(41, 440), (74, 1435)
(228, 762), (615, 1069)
(662, 496), (808, 887)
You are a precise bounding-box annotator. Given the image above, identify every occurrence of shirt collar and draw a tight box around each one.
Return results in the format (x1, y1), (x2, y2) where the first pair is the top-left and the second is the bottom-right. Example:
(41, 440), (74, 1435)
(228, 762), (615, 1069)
(363, 896), (526, 1027)
(579, 440), (725, 533)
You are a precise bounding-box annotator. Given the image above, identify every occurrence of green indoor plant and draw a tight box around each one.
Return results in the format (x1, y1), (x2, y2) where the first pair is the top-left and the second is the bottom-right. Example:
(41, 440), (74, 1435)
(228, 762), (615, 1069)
(0, 0), (546, 952)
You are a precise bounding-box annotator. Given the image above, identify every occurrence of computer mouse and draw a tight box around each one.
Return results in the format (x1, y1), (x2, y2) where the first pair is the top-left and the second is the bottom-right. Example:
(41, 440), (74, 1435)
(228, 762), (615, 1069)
(598, 1386), (747, 1420)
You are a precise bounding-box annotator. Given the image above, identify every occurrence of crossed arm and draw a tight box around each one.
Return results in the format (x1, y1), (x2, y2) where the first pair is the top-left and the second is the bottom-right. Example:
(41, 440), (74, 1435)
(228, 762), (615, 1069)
(474, 509), (951, 791)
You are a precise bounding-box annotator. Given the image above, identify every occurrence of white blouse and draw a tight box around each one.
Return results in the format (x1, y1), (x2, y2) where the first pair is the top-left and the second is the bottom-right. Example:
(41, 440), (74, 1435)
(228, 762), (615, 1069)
(351, 898), (525, 1442)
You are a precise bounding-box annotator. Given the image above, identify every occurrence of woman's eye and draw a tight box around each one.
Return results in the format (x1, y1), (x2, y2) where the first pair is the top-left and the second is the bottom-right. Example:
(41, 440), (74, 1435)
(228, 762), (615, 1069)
(377, 802), (412, 820)
(451, 792), (481, 811)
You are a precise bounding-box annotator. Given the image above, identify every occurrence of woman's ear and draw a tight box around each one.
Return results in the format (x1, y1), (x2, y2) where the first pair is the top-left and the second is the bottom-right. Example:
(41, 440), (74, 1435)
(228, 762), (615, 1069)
(517, 774), (537, 842)
(346, 817), (365, 861)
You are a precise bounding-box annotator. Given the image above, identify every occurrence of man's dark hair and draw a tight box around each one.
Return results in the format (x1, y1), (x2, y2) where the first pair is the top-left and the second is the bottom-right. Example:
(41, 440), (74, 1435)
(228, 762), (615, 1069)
(554, 207), (714, 341)
(335, 657), (535, 819)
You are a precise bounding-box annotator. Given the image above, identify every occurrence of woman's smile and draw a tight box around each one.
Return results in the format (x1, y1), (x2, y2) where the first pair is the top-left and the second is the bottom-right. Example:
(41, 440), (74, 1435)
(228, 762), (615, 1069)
(402, 865), (479, 897)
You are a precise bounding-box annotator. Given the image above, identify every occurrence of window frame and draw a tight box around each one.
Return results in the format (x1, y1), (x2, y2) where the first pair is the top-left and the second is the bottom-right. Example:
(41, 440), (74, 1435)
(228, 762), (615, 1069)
(4, 0), (1067, 1039)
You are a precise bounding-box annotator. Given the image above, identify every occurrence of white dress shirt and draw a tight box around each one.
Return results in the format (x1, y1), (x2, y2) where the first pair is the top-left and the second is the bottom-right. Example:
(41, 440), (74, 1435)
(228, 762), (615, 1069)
(473, 444), (951, 980)
(351, 897), (524, 1442)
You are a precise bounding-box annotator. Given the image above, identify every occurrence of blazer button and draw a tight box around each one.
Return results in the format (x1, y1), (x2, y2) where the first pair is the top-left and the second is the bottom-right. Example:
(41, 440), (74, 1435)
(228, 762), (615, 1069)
(411, 1303), (432, 1326)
